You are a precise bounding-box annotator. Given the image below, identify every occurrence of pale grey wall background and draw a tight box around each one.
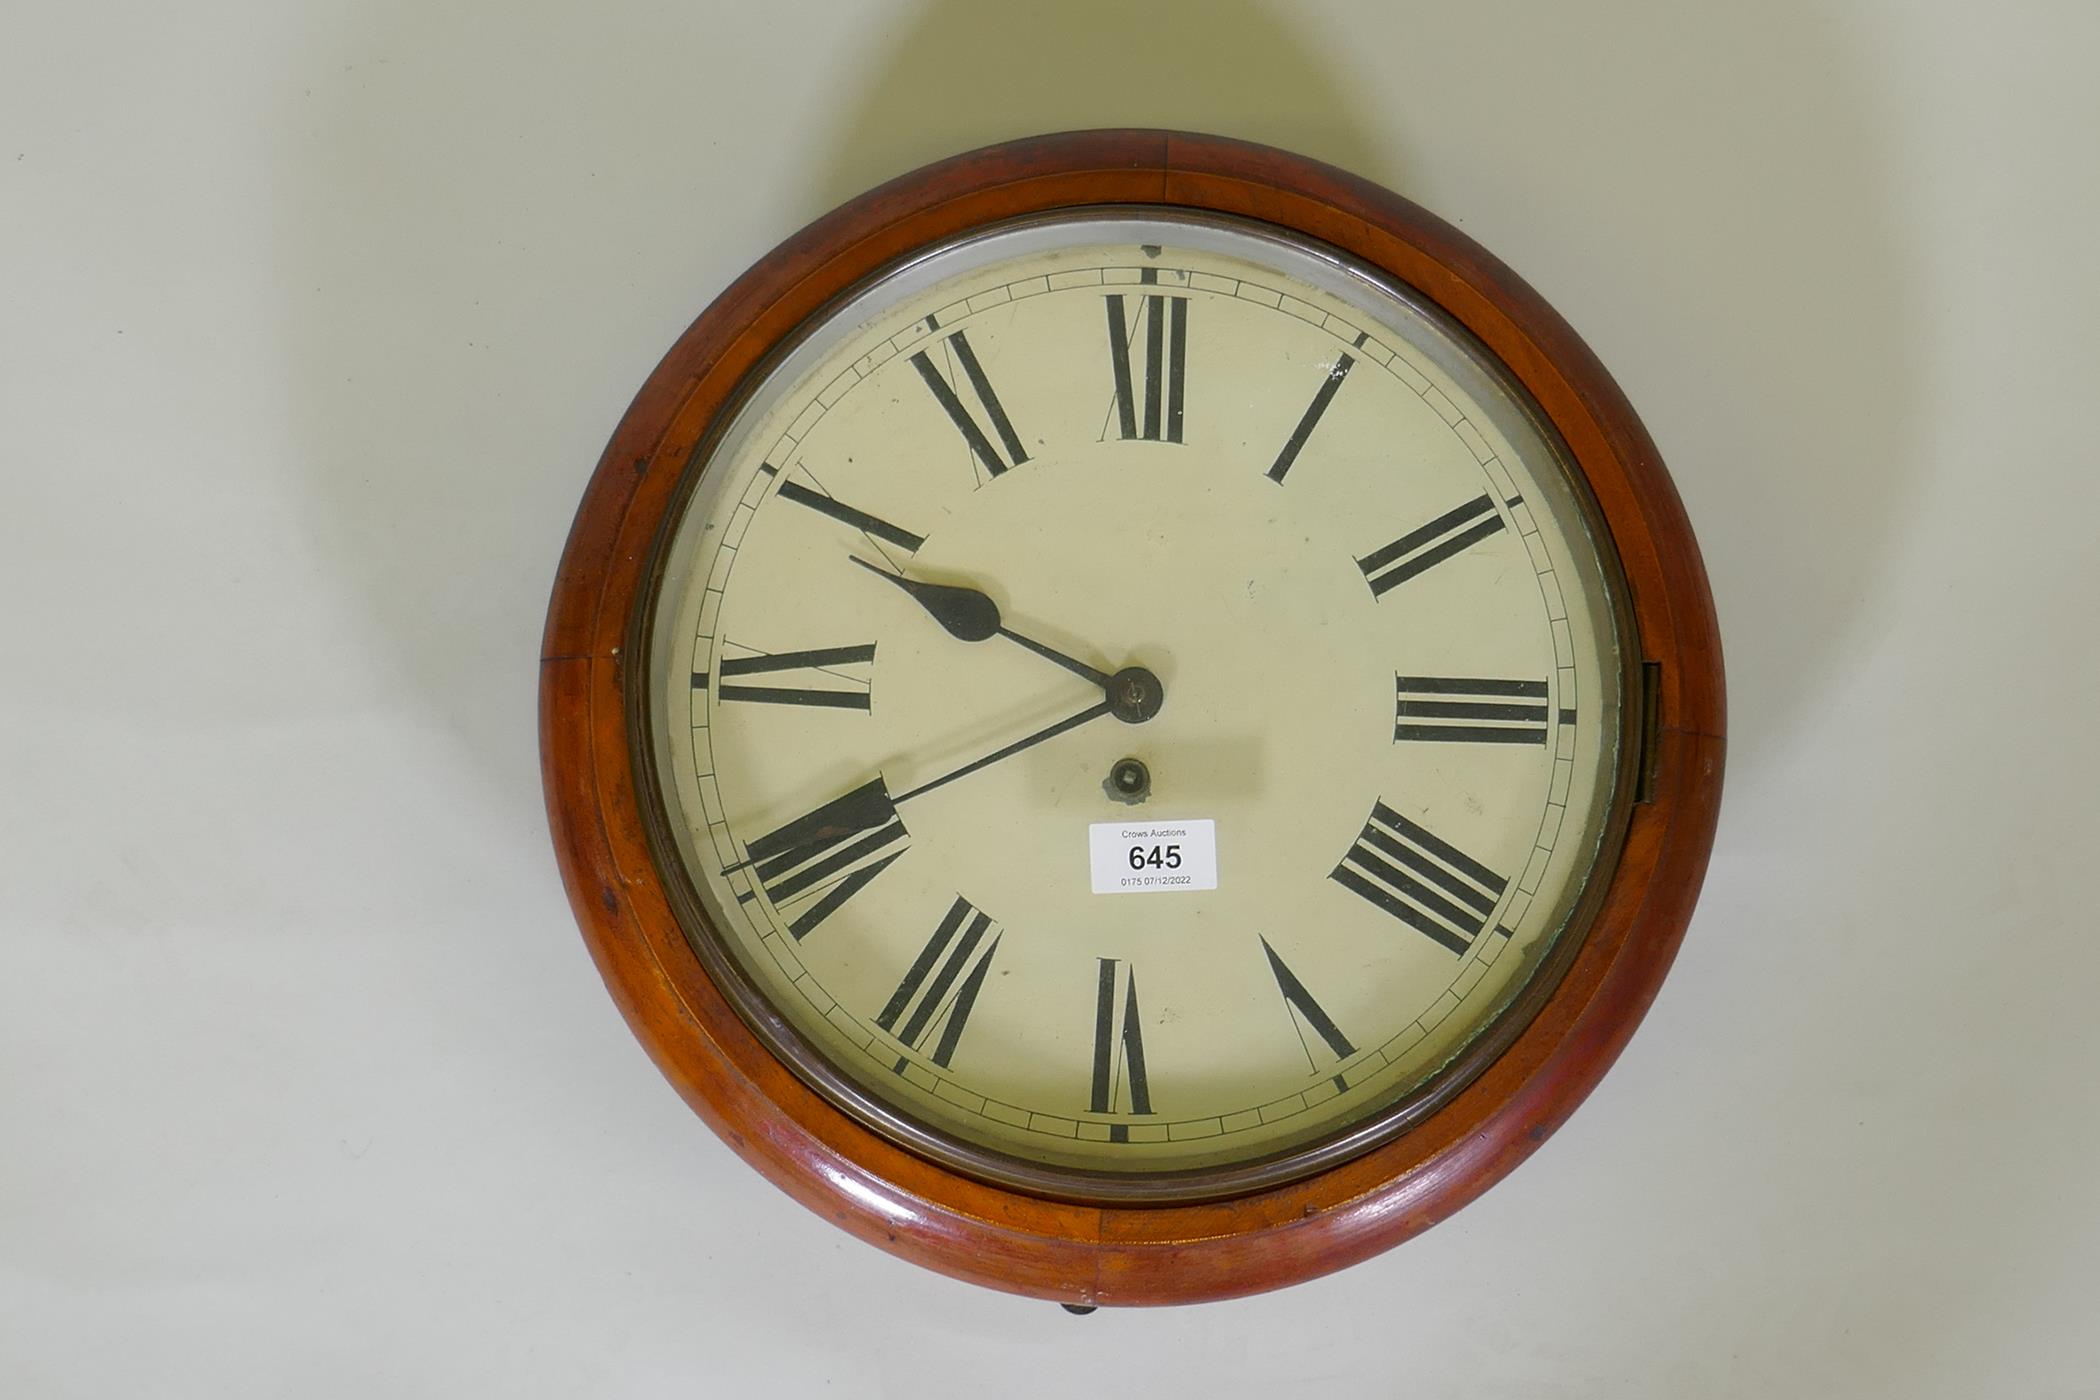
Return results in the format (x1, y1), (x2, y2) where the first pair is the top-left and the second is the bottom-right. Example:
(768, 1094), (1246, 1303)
(5, 2), (2097, 1395)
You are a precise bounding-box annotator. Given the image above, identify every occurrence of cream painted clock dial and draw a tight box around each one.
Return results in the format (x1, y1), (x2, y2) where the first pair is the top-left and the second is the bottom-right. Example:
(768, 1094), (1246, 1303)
(640, 211), (1634, 1198)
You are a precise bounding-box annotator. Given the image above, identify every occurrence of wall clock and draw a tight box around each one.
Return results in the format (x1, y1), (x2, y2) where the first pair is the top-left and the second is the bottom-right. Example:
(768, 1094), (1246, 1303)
(541, 130), (1723, 1306)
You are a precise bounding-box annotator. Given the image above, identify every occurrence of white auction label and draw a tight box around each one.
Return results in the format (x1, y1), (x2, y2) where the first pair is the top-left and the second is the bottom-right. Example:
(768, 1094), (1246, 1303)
(1089, 819), (1219, 894)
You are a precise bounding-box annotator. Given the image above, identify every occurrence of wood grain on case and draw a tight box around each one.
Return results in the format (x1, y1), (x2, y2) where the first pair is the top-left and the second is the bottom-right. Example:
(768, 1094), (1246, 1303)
(541, 130), (1724, 1305)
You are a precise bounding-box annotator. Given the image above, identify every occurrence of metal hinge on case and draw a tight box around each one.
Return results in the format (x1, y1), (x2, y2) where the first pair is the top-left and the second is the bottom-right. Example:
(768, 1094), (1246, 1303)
(1635, 661), (1662, 804)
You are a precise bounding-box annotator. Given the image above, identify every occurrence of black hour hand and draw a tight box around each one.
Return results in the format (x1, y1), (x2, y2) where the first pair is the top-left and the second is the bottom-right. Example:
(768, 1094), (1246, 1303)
(849, 556), (1001, 642)
(850, 556), (1114, 688)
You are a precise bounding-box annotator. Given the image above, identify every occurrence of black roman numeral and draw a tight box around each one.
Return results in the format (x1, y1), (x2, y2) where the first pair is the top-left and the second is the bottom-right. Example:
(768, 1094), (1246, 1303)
(1089, 958), (1152, 1139)
(1330, 800), (1512, 955)
(1356, 494), (1506, 597)
(774, 477), (926, 553)
(736, 778), (906, 939)
(909, 325), (1028, 479)
(1105, 282), (1188, 443)
(1266, 350), (1356, 482)
(877, 895), (1000, 1071)
(701, 642), (875, 710)
(1261, 938), (1356, 1085)
(1394, 676), (1552, 744)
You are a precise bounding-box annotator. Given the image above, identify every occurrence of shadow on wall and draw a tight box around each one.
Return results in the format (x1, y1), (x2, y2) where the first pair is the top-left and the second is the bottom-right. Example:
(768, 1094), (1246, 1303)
(275, 0), (1918, 815)
(807, 0), (1397, 208)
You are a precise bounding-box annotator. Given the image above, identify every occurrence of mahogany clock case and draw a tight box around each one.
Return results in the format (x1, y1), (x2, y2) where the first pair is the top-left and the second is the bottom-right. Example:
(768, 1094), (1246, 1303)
(540, 130), (1724, 1306)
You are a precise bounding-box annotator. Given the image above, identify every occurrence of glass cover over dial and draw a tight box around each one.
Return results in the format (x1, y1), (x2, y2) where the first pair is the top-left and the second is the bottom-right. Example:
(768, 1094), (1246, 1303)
(641, 212), (1632, 1198)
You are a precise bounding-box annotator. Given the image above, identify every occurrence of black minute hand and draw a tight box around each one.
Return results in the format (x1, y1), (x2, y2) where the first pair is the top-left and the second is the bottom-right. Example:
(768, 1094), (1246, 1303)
(892, 700), (1115, 805)
(848, 557), (1112, 687)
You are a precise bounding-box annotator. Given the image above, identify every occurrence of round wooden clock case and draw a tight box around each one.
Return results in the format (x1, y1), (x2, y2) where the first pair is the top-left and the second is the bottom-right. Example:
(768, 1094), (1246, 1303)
(540, 130), (1724, 1306)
